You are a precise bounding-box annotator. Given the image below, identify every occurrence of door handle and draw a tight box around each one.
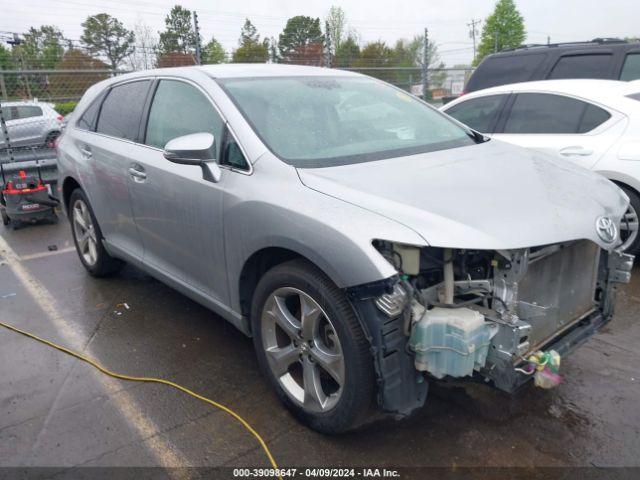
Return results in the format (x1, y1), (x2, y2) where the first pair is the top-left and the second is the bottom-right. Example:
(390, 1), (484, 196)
(79, 145), (92, 158)
(559, 146), (594, 157)
(128, 166), (147, 180)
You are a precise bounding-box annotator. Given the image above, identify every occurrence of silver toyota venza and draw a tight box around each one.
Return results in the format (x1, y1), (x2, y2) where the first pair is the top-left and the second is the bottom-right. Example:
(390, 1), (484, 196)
(57, 64), (633, 433)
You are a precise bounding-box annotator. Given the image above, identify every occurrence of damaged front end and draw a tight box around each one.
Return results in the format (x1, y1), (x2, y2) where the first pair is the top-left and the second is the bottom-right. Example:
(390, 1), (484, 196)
(347, 240), (633, 417)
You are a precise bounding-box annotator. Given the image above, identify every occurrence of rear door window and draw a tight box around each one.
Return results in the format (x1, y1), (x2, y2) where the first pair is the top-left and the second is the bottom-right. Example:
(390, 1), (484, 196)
(466, 53), (545, 91)
(548, 54), (613, 79)
(96, 80), (151, 141)
(444, 94), (507, 133)
(145, 80), (224, 157)
(503, 93), (610, 134)
(620, 53), (640, 81)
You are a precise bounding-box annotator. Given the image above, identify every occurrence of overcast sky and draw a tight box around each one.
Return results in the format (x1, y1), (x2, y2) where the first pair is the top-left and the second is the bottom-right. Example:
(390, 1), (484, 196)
(1, 0), (638, 65)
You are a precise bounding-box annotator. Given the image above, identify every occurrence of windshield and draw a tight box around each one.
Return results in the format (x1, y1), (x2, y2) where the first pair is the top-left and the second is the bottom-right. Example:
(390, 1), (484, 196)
(218, 76), (475, 167)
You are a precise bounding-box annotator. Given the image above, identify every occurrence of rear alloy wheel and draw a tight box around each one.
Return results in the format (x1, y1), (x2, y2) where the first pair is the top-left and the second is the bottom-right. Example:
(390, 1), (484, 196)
(251, 259), (374, 433)
(72, 198), (98, 266)
(69, 189), (123, 276)
(619, 185), (640, 255)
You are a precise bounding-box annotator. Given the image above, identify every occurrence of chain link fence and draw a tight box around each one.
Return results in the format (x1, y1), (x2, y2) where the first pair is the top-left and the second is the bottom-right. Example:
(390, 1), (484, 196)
(0, 69), (127, 188)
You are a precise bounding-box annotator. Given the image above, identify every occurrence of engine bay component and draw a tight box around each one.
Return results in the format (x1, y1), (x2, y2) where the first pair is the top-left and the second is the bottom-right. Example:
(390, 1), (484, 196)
(374, 281), (409, 317)
(408, 307), (495, 379)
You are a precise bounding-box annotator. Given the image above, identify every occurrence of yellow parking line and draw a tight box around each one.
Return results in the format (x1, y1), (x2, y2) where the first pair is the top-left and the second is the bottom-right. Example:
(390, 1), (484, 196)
(0, 235), (191, 473)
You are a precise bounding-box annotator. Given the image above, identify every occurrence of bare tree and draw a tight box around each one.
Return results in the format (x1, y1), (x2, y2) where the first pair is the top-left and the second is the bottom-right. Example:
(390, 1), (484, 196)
(126, 20), (158, 71)
(325, 6), (346, 52)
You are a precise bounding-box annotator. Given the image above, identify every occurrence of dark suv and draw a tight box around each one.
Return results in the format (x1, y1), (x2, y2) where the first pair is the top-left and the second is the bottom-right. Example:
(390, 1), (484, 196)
(466, 38), (640, 93)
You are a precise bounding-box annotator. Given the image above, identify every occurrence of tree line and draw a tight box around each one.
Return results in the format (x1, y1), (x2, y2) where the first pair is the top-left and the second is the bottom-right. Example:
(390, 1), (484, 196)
(0, 1), (529, 72)
(0, 1), (528, 102)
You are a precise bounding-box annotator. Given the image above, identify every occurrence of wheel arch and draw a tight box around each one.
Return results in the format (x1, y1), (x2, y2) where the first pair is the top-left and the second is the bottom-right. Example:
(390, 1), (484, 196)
(238, 246), (338, 329)
(61, 175), (82, 214)
(595, 169), (640, 199)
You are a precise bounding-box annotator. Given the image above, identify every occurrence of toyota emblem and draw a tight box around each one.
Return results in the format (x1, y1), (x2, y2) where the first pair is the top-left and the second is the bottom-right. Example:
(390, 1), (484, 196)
(595, 216), (617, 243)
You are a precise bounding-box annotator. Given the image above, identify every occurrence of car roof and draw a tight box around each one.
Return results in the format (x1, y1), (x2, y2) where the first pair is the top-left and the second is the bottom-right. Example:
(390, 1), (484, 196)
(445, 79), (640, 111)
(114, 63), (359, 81)
(1, 100), (52, 107)
(488, 39), (640, 56)
(196, 63), (359, 78)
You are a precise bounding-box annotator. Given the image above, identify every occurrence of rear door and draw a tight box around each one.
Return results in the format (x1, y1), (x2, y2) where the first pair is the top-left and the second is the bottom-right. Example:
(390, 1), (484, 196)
(74, 79), (152, 259)
(128, 78), (229, 304)
(492, 92), (624, 170)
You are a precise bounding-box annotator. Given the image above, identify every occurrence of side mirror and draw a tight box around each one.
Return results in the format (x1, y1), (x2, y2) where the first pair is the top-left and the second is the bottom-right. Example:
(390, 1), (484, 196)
(163, 132), (221, 182)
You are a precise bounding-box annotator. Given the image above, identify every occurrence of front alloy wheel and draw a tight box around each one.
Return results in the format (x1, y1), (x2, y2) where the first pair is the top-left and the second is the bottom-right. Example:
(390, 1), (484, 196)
(251, 259), (374, 433)
(619, 204), (639, 252)
(261, 287), (345, 413)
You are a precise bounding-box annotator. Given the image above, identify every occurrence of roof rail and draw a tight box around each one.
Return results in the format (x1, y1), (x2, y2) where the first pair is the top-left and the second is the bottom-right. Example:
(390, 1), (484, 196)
(501, 38), (629, 53)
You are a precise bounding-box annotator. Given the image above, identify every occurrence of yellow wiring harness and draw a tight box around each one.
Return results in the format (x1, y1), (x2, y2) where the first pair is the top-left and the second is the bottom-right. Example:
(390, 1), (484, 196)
(0, 320), (282, 478)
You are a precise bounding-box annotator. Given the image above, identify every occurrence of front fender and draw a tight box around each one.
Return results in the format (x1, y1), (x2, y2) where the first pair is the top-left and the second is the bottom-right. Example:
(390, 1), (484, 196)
(222, 155), (426, 313)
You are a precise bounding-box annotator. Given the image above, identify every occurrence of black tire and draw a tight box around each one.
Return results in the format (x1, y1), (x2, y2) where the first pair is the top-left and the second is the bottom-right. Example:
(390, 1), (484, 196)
(45, 131), (60, 147)
(1, 207), (9, 226)
(619, 185), (640, 255)
(68, 188), (124, 276)
(251, 259), (375, 434)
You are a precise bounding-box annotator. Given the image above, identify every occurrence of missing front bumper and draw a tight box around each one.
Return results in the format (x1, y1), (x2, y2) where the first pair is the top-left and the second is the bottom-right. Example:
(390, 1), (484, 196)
(480, 307), (609, 393)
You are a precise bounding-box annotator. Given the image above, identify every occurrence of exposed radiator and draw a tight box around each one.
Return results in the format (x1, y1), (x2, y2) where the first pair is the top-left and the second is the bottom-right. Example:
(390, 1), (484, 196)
(517, 240), (600, 352)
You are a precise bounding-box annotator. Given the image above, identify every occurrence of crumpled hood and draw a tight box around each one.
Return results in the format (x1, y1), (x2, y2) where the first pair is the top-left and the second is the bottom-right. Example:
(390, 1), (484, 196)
(297, 140), (628, 250)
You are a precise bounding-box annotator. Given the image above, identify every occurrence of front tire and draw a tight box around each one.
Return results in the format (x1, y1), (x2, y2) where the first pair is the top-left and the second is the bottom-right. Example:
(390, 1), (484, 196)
(251, 259), (375, 434)
(69, 189), (123, 276)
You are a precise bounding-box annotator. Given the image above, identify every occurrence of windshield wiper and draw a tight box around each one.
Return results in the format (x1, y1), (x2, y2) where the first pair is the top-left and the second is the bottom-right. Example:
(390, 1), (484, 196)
(467, 129), (488, 144)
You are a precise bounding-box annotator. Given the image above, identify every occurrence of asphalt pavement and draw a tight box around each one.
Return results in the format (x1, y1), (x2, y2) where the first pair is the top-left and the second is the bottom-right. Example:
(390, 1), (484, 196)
(1, 219), (639, 478)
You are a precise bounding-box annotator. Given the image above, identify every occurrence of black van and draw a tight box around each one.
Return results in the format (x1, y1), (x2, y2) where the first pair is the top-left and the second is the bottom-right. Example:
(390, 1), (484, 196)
(465, 38), (640, 93)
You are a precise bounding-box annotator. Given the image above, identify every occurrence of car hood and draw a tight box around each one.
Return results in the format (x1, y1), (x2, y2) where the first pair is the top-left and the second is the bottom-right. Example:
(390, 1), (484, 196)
(297, 140), (628, 250)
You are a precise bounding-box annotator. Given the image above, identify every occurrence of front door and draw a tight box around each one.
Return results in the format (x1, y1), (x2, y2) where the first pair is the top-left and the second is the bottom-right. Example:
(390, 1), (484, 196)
(127, 79), (229, 306)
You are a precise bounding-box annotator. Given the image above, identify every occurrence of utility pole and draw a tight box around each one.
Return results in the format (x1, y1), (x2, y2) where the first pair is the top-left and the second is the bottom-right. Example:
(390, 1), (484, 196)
(422, 28), (429, 101)
(324, 20), (332, 68)
(193, 11), (202, 65)
(467, 19), (480, 61)
(494, 28), (499, 53)
(547, 36), (551, 45)
(7, 33), (30, 99)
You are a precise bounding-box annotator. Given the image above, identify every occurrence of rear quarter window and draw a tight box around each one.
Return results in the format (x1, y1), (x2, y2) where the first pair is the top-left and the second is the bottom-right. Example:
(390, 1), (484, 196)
(548, 54), (613, 79)
(76, 96), (103, 131)
(578, 104), (611, 133)
(620, 53), (640, 81)
(466, 53), (546, 92)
